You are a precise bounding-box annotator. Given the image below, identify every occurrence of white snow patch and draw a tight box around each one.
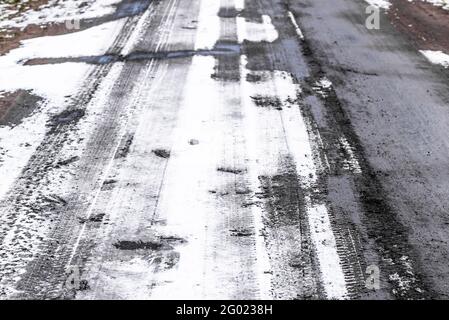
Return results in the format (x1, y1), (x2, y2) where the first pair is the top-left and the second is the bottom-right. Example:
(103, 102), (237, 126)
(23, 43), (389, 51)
(235, 0), (245, 11)
(313, 77), (333, 98)
(339, 137), (363, 174)
(307, 200), (348, 299)
(237, 15), (279, 43)
(287, 11), (304, 40)
(423, 0), (449, 10)
(194, 0), (220, 50)
(364, 0), (392, 9)
(420, 50), (449, 68)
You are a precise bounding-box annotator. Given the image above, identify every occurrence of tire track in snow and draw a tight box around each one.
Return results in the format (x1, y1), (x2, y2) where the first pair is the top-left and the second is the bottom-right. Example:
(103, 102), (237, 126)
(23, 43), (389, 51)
(0, 2), (165, 299)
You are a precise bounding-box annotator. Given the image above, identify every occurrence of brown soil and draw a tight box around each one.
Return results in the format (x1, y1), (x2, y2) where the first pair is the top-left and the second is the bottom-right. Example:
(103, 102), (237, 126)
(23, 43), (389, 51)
(0, 22), (78, 55)
(0, 90), (22, 122)
(0, 90), (42, 125)
(389, 0), (449, 52)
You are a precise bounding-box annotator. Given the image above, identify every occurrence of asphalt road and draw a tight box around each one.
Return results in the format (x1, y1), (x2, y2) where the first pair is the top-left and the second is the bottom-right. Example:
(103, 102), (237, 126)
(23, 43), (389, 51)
(0, 0), (449, 300)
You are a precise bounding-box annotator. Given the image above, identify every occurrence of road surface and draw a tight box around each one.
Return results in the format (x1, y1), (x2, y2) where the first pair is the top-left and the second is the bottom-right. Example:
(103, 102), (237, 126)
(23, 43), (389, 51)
(0, 0), (449, 300)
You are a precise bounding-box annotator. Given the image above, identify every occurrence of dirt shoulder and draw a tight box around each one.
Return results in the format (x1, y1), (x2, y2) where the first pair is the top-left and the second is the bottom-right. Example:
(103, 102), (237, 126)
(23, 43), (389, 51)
(389, 0), (449, 52)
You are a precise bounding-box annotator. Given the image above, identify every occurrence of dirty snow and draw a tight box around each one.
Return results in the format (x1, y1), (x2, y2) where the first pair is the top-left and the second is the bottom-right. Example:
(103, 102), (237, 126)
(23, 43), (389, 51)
(0, 0), (122, 30)
(0, 19), (125, 104)
(0, 19), (125, 208)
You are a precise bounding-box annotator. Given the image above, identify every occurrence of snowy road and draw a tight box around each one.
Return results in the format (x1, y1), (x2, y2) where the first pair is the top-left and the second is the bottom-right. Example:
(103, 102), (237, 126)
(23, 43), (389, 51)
(1, 0), (449, 300)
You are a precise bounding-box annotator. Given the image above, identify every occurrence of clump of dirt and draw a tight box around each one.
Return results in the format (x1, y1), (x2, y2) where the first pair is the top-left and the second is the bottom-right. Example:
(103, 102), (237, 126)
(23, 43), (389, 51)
(56, 156), (79, 167)
(152, 148), (170, 159)
(188, 138), (199, 145)
(217, 7), (240, 18)
(217, 166), (246, 175)
(49, 109), (85, 128)
(115, 134), (134, 158)
(0, 89), (42, 126)
(101, 179), (117, 191)
(78, 213), (106, 223)
(113, 240), (165, 251)
(251, 95), (283, 110)
(230, 229), (254, 237)
(79, 280), (90, 291)
(42, 194), (67, 205)
(113, 236), (187, 251)
(246, 73), (263, 83)
(89, 213), (105, 222)
(158, 235), (187, 245)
